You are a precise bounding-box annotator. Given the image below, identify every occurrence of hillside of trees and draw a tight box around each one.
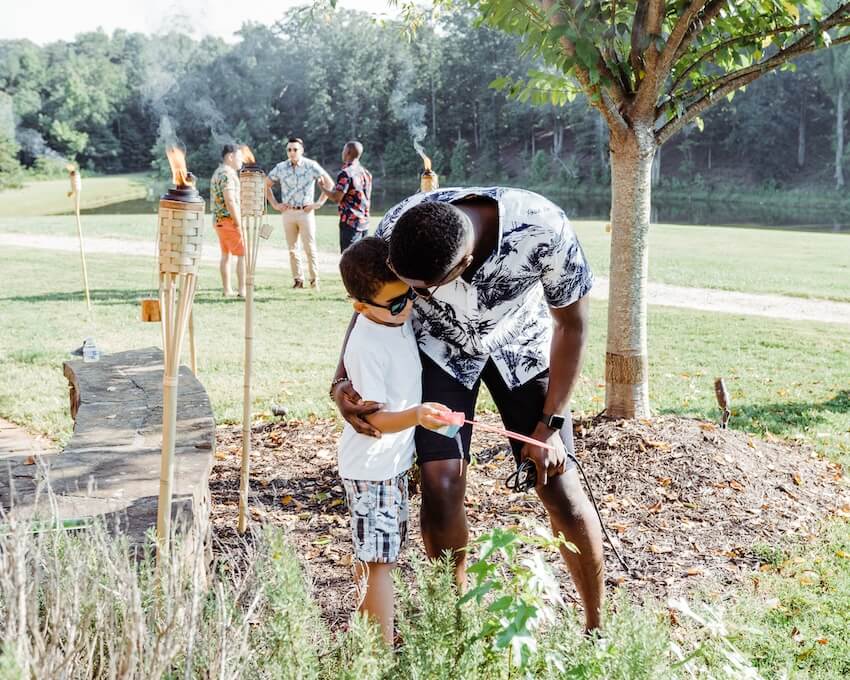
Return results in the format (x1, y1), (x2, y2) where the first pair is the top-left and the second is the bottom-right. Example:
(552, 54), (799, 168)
(1, 7), (848, 195)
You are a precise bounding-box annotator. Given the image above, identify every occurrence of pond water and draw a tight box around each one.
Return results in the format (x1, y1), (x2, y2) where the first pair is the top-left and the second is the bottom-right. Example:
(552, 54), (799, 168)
(79, 184), (850, 233)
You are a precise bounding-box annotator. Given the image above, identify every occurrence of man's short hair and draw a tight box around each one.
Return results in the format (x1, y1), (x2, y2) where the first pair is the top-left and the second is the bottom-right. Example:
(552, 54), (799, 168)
(287, 137), (304, 148)
(344, 140), (363, 158)
(388, 202), (469, 283)
(339, 237), (396, 301)
(221, 143), (239, 159)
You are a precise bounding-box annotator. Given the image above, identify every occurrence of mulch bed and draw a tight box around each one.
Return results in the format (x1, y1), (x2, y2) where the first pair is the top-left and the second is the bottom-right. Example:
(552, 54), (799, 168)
(209, 414), (849, 627)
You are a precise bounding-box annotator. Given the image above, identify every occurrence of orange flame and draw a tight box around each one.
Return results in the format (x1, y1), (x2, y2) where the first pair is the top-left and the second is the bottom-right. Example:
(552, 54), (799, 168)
(166, 146), (194, 188)
(421, 153), (432, 173)
(240, 145), (256, 165)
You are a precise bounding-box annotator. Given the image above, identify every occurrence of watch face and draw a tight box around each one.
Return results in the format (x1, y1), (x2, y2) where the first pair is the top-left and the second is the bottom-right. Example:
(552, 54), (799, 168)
(548, 414), (566, 430)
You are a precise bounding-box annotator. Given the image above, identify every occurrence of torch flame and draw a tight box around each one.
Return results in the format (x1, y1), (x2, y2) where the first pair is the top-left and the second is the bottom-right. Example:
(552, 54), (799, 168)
(240, 145), (256, 165)
(166, 146), (194, 188)
(413, 140), (432, 172)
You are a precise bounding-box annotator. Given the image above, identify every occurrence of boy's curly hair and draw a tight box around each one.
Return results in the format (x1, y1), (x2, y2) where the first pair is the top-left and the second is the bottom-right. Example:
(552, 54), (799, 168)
(339, 237), (396, 301)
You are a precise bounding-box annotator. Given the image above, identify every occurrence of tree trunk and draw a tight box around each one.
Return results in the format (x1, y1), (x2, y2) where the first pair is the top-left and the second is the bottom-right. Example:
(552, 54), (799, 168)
(605, 123), (655, 419)
(651, 146), (661, 186)
(431, 73), (438, 145)
(797, 99), (806, 168)
(835, 88), (845, 190)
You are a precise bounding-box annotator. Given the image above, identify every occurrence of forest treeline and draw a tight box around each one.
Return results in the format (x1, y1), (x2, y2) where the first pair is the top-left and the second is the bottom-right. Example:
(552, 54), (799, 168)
(1, 7), (848, 193)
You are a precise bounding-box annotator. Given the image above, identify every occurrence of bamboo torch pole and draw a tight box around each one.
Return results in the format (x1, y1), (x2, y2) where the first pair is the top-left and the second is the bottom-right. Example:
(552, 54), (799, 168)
(155, 148), (205, 558)
(68, 167), (92, 311)
(237, 149), (268, 534)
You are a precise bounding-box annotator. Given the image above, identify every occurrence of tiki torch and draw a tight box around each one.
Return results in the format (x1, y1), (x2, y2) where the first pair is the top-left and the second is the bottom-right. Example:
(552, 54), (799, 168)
(67, 164), (92, 311)
(416, 144), (439, 192)
(237, 145), (271, 534)
(156, 146), (204, 555)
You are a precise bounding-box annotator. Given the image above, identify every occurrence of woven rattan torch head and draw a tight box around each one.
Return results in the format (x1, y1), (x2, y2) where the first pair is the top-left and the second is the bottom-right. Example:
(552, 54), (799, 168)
(158, 147), (205, 276)
(239, 145), (265, 218)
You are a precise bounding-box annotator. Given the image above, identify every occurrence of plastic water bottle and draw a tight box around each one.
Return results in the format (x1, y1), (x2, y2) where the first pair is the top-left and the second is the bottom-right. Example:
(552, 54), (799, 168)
(82, 337), (100, 363)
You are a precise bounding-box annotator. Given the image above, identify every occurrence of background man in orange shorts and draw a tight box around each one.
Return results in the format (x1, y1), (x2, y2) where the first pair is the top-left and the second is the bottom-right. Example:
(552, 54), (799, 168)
(210, 144), (245, 297)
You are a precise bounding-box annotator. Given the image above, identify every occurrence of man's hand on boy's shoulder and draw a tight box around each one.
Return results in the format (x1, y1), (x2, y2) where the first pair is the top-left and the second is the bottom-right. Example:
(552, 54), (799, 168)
(332, 379), (384, 438)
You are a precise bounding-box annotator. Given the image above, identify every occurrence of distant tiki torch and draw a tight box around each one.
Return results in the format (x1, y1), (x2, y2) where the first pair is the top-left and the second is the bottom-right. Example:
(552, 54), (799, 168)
(67, 165), (92, 311)
(237, 145), (271, 534)
(416, 144), (439, 192)
(156, 146), (204, 555)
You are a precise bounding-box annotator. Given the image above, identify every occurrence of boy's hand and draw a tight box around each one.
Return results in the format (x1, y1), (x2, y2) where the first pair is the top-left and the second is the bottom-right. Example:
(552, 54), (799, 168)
(333, 379), (383, 438)
(417, 402), (451, 430)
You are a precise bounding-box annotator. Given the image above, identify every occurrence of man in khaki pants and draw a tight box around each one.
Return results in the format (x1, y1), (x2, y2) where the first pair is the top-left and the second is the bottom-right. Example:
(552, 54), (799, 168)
(265, 137), (333, 289)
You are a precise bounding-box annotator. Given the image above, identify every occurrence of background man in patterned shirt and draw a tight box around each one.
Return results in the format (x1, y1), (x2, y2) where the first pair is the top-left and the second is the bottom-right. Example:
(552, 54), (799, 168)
(319, 140), (373, 252)
(209, 144), (245, 297)
(331, 188), (604, 632)
(265, 137), (333, 290)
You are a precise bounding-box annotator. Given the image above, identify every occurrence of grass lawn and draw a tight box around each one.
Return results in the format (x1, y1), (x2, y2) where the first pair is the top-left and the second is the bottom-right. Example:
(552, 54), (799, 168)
(0, 173), (149, 217)
(2, 212), (849, 302)
(1, 245), (848, 467)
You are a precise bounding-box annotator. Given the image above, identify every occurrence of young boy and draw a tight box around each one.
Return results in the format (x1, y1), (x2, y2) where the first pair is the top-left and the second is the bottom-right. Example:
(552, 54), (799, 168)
(337, 237), (448, 644)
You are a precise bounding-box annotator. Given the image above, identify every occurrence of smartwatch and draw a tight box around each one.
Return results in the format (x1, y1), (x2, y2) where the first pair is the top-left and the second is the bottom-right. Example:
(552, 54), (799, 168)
(541, 413), (566, 431)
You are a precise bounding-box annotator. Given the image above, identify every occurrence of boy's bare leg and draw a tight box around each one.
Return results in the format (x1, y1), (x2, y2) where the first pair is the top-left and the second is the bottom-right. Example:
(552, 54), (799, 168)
(536, 469), (604, 631)
(355, 561), (396, 644)
(419, 459), (469, 588)
(219, 252), (233, 294)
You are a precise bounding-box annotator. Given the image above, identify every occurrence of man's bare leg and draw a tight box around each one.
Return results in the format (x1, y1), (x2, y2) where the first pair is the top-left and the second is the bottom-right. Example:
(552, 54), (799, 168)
(219, 252), (233, 294)
(536, 468), (604, 631)
(419, 459), (469, 588)
(236, 255), (246, 297)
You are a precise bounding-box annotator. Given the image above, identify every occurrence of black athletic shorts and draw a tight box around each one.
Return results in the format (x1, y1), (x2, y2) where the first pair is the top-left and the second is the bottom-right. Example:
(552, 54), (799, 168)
(414, 352), (576, 469)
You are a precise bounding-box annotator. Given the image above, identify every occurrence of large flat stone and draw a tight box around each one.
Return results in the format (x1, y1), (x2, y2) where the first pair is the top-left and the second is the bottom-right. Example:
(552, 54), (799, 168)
(0, 348), (215, 545)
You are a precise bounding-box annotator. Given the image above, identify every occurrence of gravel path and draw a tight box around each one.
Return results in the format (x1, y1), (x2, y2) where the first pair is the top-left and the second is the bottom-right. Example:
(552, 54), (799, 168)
(4, 232), (849, 325)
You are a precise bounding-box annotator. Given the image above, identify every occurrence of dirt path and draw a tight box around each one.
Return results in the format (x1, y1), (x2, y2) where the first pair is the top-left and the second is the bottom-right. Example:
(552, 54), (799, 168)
(4, 232), (849, 325)
(0, 418), (58, 459)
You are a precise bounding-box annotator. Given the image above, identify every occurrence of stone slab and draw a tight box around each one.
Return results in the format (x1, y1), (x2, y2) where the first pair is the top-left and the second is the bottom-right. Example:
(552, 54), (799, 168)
(0, 348), (215, 546)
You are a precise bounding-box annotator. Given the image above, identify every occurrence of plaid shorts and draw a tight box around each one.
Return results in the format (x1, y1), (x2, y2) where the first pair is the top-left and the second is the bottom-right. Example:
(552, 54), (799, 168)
(342, 473), (409, 564)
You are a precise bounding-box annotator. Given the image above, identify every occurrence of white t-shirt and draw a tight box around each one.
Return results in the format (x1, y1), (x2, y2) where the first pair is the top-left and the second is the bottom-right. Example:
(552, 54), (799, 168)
(338, 315), (421, 481)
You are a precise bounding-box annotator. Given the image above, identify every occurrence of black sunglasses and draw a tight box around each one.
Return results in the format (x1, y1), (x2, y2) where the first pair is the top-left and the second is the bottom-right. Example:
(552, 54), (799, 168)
(359, 288), (414, 315)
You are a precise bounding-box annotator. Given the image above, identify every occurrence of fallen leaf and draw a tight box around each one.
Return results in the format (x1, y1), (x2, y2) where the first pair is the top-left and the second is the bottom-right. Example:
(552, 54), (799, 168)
(798, 570), (820, 586)
(658, 477), (672, 487)
(792, 471), (803, 486)
(816, 637), (829, 645)
(649, 544), (673, 554)
(23, 456), (37, 465)
(685, 567), (703, 577)
(699, 423), (716, 432)
(281, 495), (293, 506)
(328, 498), (344, 509)
(729, 480), (745, 491)
(647, 500), (663, 514)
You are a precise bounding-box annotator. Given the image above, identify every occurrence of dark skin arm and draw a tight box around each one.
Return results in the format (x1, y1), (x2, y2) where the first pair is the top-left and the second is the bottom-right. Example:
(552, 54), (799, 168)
(520, 294), (589, 486)
(331, 312), (383, 437)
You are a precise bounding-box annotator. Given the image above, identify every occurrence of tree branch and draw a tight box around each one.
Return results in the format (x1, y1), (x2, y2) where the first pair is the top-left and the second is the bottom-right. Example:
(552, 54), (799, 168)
(667, 22), (808, 101)
(538, 0), (629, 135)
(656, 32), (850, 146)
(669, 0), (728, 66)
(672, 7), (850, 108)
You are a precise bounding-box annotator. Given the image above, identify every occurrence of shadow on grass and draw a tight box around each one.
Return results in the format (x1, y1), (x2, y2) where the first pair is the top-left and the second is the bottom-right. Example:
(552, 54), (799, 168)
(662, 391), (850, 436)
(0, 289), (273, 306)
(731, 390), (850, 435)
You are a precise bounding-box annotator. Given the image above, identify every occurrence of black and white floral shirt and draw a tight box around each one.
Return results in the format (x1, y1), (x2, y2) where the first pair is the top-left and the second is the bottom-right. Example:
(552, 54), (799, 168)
(375, 187), (593, 389)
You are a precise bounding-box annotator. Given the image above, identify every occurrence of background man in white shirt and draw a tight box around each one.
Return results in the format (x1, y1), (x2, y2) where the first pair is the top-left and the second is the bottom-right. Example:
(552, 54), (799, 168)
(265, 137), (332, 289)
